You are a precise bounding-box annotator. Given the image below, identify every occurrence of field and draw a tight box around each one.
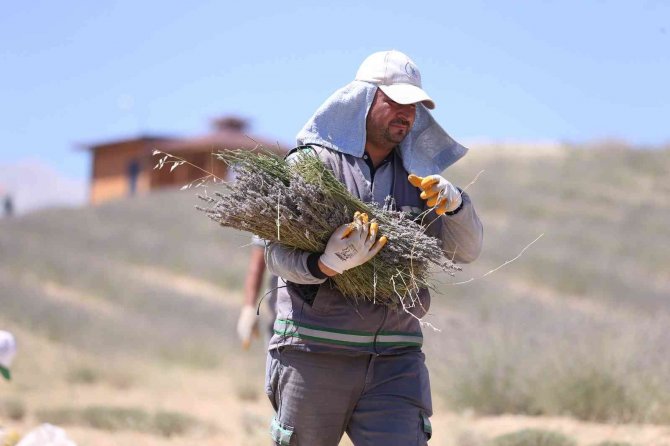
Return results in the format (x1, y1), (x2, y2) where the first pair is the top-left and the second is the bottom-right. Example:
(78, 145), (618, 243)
(1, 143), (669, 445)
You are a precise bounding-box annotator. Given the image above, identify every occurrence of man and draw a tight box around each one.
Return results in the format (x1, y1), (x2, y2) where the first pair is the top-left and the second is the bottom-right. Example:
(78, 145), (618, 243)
(0, 330), (16, 382)
(264, 50), (483, 445)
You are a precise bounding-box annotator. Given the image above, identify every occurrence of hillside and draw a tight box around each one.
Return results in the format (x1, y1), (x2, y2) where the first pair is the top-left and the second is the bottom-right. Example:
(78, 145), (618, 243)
(1, 145), (669, 445)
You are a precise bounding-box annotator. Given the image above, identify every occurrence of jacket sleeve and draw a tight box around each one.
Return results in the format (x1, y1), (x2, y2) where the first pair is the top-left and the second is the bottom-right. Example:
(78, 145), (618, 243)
(438, 191), (483, 263)
(265, 242), (328, 285)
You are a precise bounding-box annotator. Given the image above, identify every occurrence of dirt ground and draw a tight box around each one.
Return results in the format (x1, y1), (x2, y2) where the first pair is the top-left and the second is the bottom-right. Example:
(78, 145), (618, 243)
(3, 276), (670, 446)
(4, 358), (670, 446)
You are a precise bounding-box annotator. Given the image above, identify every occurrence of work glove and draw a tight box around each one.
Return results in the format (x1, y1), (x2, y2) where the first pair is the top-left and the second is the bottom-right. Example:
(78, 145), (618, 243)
(319, 212), (387, 274)
(408, 174), (462, 215)
(236, 305), (259, 350)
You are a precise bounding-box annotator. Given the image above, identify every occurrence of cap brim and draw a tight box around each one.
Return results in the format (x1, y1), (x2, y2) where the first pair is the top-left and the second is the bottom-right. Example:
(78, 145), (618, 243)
(379, 84), (435, 109)
(0, 365), (10, 381)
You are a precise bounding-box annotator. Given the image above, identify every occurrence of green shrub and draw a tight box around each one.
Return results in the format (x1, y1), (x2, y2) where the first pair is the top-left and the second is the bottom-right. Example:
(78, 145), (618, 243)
(0, 398), (26, 421)
(66, 366), (99, 384)
(545, 368), (639, 423)
(492, 429), (576, 446)
(36, 405), (205, 437)
(153, 410), (198, 437)
(235, 380), (260, 401)
(37, 406), (152, 432)
(591, 442), (634, 446)
(159, 344), (221, 369)
(82, 406), (152, 431)
(447, 353), (537, 416)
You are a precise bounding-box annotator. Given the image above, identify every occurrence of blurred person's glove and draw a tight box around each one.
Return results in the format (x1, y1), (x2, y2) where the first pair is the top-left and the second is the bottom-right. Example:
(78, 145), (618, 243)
(236, 305), (259, 350)
(319, 212), (387, 274)
(408, 174), (462, 215)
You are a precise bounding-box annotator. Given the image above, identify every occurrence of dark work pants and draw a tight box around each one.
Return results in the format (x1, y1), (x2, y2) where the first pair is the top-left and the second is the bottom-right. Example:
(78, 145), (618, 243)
(265, 348), (433, 446)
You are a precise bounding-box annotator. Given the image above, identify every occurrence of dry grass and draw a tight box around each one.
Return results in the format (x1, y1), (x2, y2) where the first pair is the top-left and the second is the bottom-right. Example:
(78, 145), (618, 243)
(35, 406), (208, 437)
(491, 428), (577, 446)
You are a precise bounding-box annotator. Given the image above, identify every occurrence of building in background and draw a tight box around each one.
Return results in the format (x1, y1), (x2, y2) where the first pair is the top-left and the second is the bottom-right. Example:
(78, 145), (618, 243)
(83, 116), (286, 204)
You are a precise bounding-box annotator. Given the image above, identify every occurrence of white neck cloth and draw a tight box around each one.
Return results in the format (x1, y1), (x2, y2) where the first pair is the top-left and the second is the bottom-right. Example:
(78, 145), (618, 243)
(296, 81), (467, 176)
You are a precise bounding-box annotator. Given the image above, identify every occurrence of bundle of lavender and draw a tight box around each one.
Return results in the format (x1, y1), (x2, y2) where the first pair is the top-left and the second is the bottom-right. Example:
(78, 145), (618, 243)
(195, 149), (459, 308)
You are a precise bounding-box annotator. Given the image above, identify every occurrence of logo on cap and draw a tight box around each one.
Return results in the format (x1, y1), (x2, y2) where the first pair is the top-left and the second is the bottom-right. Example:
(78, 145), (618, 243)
(405, 62), (418, 79)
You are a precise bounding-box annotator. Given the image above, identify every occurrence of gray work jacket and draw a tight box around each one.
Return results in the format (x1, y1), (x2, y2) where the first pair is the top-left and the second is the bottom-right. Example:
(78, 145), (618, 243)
(266, 146), (483, 355)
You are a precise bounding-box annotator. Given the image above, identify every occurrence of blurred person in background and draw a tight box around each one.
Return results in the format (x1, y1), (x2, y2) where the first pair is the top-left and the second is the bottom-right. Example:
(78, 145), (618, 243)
(0, 186), (13, 218)
(4, 195), (13, 218)
(0, 331), (18, 444)
(0, 330), (16, 382)
(236, 236), (278, 349)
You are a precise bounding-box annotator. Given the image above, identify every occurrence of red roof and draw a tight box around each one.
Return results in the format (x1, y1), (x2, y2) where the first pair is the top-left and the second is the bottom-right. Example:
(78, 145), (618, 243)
(81, 115), (288, 155)
(160, 128), (286, 155)
(77, 135), (175, 151)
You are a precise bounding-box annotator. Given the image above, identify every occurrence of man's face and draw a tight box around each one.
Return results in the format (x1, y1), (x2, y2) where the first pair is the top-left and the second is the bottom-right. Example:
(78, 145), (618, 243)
(366, 89), (417, 149)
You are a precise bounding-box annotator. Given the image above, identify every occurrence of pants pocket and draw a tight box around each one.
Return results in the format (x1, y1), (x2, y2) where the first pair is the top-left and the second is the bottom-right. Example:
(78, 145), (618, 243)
(421, 412), (432, 441)
(270, 415), (294, 446)
(265, 351), (282, 412)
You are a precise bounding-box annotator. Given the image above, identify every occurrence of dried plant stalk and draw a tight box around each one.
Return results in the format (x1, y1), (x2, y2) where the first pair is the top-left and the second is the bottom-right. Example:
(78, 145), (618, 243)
(196, 148), (459, 308)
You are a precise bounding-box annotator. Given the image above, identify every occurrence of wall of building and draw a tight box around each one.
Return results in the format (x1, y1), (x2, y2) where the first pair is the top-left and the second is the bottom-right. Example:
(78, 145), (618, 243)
(89, 142), (151, 204)
(90, 144), (230, 204)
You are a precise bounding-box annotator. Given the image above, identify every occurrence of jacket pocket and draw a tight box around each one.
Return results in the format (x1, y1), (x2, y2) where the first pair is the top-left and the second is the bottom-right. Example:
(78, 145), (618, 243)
(286, 281), (319, 306)
(310, 282), (341, 315)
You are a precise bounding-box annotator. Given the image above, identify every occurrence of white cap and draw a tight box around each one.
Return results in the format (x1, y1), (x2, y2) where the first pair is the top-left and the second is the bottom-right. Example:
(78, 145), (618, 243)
(355, 50), (435, 110)
(0, 331), (16, 381)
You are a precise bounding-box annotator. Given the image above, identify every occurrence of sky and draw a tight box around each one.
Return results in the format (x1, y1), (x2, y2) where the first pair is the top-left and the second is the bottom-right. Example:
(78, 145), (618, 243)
(0, 0), (668, 209)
